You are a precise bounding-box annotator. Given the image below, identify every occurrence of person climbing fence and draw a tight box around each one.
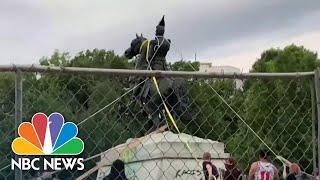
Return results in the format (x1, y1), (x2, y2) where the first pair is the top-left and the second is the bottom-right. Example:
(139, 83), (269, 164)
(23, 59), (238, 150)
(277, 156), (310, 180)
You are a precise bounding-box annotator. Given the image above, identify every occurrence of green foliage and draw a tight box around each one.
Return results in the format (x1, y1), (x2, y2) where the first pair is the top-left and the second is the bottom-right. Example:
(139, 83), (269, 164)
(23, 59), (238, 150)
(239, 44), (319, 172)
(40, 50), (70, 66)
(170, 60), (200, 71)
(0, 73), (15, 178)
(70, 49), (132, 69)
(252, 44), (319, 72)
(175, 44), (318, 173)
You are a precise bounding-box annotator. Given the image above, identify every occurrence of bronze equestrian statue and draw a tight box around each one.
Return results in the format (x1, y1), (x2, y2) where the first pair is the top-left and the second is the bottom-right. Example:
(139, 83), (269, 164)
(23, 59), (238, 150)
(124, 16), (192, 133)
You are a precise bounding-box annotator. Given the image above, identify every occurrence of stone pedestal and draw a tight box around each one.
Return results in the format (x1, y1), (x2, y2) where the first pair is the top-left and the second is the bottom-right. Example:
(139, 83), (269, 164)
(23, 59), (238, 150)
(97, 131), (229, 180)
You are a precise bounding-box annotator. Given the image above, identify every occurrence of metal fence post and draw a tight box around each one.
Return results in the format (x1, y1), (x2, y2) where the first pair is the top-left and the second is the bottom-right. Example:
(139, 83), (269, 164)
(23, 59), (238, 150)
(15, 70), (22, 180)
(314, 68), (320, 177)
(312, 81), (317, 176)
(311, 81), (318, 177)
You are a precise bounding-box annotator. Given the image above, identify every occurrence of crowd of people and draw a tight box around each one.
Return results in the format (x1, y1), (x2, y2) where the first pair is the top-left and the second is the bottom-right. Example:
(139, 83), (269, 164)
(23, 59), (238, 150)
(103, 149), (311, 180)
(202, 150), (310, 180)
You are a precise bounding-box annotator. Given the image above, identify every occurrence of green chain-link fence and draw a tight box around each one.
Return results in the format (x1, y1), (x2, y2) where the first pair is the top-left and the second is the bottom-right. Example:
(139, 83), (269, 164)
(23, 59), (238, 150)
(0, 65), (318, 180)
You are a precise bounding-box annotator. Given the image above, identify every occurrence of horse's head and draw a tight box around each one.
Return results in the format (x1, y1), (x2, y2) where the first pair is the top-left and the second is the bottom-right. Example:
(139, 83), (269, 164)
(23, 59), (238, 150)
(124, 33), (146, 59)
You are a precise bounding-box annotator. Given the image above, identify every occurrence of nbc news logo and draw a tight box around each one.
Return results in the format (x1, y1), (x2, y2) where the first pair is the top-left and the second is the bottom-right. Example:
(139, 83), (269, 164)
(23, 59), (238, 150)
(11, 113), (84, 170)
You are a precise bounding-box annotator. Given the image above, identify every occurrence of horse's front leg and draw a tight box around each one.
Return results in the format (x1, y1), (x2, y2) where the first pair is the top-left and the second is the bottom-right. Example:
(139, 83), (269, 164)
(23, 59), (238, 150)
(143, 95), (166, 133)
(145, 109), (166, 134)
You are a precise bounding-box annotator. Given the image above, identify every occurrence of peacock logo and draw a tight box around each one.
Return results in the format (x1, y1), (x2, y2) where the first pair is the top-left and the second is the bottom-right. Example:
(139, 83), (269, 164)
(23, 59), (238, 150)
(11, 112), (84, 155)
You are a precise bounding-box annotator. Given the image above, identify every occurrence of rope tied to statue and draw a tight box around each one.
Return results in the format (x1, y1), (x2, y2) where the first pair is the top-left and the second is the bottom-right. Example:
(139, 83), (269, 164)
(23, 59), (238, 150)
(142, 38), (199, 162)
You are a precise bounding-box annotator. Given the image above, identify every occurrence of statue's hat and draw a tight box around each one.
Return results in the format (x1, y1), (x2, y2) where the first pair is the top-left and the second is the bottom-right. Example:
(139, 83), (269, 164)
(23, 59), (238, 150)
(156, 15), (165, 36)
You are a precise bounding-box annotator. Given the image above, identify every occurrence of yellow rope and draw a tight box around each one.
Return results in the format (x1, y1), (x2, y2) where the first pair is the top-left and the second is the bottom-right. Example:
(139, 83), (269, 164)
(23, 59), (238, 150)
(143, 39), (199, 162)
(139, 40), (148, 54)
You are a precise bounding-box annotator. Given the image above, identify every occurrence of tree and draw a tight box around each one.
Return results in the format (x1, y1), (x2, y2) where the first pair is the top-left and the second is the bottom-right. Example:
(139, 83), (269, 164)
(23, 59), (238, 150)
(236, 44), (319, 172)
(170, 60), (199, 71)
(251, 44), (319, 72)
(21, 49), (136, 179)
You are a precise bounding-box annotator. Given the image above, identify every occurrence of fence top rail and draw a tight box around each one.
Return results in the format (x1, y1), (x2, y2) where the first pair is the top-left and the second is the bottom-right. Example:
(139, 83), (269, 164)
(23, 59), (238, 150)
(0, 64), (314, 79)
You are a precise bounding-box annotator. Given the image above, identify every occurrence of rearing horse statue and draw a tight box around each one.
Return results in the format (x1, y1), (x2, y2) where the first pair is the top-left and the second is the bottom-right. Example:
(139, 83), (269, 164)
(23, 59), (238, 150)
(124, 16), (192, 133)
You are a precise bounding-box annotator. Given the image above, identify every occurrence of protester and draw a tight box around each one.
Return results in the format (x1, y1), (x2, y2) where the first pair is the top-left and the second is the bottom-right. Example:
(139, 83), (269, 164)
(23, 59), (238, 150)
(276, 156), (309, 180)
(285, 163), (302, 180)
(104, 159), (128, 180)
(203, 152), (219, 180)
(248, 150), (279, 180)
(223, 157), (243, 180)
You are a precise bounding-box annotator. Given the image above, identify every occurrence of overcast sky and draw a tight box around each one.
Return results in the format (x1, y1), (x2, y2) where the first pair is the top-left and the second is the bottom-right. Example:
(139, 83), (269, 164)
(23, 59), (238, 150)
(1, 0), (319, 71)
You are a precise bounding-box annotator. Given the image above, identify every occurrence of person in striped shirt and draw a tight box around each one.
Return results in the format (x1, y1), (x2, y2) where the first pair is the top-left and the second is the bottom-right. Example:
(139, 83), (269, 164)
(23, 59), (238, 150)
(248, 150), (279, 180)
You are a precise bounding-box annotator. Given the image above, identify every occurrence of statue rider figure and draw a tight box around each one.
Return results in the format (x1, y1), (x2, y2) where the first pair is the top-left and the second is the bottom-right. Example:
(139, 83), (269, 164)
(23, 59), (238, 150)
(123, 16), (191, 134)
(133, 16), (171, 99)
(149, 15), (171, 70)
(135, 16), (172, 132)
